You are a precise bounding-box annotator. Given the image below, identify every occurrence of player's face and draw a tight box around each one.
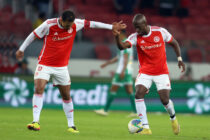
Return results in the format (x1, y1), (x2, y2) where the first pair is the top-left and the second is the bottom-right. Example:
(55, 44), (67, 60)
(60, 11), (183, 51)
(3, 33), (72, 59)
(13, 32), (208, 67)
(61, 20), (74, 30)
(133, 22), (147, 36)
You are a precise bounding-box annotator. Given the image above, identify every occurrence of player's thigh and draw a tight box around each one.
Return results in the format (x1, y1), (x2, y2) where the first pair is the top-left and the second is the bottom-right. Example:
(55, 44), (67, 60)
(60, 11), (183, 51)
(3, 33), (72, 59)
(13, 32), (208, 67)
(110, 84), (120, 92)
(124, 74), (133, 94)
(34, 64), (51, 94)
(125, 84), (133, 94)
(52, 67), (71, 86)
(153, 74), (171, 91)
(57, 85), (71, 100)
(34, 79), (48, 94)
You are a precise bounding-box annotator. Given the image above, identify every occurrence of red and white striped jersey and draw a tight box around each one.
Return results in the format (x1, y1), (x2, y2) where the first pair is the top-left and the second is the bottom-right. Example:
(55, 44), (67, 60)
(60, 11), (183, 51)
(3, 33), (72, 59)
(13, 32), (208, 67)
(33, 18), (90, 67)
(126, 26), (173, 75)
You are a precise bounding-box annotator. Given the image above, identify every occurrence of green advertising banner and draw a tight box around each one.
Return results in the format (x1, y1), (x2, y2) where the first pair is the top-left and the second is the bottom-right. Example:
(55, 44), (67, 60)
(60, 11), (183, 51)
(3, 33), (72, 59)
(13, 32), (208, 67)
(0, 75), (210, 114)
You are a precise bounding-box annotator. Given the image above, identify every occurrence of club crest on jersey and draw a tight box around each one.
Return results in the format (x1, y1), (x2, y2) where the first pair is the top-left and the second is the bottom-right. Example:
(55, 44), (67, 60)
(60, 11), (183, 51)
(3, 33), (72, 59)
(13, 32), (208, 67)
(68, 28), (73, 34)
(154, 36), (160, 42)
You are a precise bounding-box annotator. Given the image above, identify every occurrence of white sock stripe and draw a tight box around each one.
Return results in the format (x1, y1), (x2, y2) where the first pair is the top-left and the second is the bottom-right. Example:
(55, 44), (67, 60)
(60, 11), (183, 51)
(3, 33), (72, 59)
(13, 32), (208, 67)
(34, 93), (43, 97)
(69, 109), (74, 112)
(135, 99), (144, 102)
(63, 98), (72, 103)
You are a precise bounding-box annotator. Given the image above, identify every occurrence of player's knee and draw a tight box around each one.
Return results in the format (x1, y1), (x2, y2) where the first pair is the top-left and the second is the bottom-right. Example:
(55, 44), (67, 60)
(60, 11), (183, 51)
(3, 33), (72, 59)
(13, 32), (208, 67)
(160, 98), (169, 105)
(34, 86), (45, 94)
(61, 92), (71, 100)
(62, 95), (71, 101)
(135, 89), (145, 99)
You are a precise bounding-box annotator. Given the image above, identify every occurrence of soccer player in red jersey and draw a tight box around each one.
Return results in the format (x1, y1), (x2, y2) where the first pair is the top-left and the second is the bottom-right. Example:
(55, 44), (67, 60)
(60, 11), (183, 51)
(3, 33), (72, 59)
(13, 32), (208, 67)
(16, 10), (126, 133)
(113, 14), (185, 135)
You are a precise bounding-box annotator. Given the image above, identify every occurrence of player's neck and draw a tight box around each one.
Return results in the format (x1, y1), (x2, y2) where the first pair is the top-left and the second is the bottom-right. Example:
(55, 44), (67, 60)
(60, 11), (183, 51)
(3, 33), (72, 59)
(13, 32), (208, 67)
(145, 26), (150, 35)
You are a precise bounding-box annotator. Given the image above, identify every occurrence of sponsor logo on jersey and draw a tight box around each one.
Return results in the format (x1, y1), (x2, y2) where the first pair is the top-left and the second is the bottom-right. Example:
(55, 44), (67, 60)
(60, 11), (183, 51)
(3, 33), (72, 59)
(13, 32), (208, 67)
(52, 35), (72, 41)
(54, 32), (58, 35)
(154, 36), (160, 42)
(140, 43), (162, 50)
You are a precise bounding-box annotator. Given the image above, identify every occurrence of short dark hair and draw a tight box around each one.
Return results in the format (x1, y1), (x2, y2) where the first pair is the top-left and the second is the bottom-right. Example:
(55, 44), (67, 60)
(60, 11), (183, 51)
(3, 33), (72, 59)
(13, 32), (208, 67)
(61, 10), (75, 22)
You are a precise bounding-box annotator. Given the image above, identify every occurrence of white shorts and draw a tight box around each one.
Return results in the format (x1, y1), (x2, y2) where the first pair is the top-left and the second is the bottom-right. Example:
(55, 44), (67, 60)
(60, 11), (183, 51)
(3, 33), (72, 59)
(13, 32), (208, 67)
(135, 73), (171, 91)
(34, 64), (71, 86)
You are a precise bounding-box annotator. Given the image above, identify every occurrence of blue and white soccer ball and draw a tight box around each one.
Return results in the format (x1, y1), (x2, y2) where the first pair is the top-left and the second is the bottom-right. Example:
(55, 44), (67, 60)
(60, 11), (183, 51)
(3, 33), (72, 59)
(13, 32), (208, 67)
(128, 119), (143, 134)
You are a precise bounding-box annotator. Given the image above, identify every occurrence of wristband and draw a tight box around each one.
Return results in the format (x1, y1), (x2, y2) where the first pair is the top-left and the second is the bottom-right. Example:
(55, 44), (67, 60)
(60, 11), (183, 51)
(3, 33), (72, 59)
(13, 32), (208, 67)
(177, 56), (182, 61)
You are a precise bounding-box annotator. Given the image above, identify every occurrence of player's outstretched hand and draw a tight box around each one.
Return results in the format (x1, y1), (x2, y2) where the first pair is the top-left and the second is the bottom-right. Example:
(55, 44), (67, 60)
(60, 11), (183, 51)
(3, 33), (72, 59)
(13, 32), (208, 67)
(100, 63), (107, 69)
(112, 21), (127, 36)
(16, 50), (24, 61)
(178, 61), (185, 72)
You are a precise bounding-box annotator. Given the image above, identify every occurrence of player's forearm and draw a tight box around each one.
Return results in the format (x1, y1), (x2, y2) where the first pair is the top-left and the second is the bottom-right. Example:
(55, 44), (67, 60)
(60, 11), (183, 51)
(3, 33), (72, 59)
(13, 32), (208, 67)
(115, 35), (127, 50)
(19, 32), (36, 52)
(90, 21), (113, 30)
(107, 57), (118, 65)
(170, 39), (181, 57)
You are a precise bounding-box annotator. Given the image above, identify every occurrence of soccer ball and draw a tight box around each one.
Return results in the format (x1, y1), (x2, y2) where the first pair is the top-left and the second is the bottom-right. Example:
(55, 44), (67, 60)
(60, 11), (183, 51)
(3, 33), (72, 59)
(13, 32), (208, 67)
(128, 119), (143, 134)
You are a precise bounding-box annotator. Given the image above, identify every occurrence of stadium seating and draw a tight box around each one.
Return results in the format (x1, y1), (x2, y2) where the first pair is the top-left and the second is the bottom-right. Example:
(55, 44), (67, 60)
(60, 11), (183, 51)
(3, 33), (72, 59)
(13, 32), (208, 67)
(94, 45), (111, 60)
(0, 0), (210, 62)
(187, 49), (203, 62)
(205, 48), (210, 62)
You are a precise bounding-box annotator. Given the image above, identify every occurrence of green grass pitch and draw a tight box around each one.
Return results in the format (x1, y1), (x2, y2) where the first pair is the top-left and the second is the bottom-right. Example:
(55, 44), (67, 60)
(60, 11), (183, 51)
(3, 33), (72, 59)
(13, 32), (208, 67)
(0, 108), (209, 140)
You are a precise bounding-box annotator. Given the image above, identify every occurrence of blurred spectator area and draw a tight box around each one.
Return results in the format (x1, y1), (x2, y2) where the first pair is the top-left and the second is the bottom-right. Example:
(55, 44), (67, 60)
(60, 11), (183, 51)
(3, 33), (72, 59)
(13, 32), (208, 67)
(0, 38), (18, 73)
(0, 6), (32, 39)
(0, 0), (210, 62)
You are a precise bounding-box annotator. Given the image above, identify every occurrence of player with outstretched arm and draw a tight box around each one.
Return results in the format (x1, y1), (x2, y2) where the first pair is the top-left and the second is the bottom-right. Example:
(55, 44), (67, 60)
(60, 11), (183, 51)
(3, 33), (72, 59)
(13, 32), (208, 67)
(16, 10), (126, 133)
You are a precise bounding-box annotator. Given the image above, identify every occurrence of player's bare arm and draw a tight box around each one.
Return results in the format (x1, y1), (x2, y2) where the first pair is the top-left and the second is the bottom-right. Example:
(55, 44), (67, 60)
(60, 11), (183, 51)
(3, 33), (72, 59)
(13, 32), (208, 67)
(120, 53), (128, 79)
(100, 57), (118, 68)
(168, 38), (186, 72)
(114, 35), (131, 50)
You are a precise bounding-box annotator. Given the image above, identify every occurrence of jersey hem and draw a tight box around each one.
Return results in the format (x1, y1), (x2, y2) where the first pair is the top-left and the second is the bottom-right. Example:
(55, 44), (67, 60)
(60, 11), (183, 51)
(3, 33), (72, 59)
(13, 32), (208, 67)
(38, 62), (68, 68)
(139, 72), (169, 76)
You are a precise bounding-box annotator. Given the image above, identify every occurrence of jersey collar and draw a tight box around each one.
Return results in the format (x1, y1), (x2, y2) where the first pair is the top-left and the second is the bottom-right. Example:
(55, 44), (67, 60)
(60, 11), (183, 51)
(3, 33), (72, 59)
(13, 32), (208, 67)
(57, 18), (64, 29)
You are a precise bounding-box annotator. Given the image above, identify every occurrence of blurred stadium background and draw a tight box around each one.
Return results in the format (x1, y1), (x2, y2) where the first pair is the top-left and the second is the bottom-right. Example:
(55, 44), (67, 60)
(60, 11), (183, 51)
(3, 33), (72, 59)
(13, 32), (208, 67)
(0, 0), (210, 139)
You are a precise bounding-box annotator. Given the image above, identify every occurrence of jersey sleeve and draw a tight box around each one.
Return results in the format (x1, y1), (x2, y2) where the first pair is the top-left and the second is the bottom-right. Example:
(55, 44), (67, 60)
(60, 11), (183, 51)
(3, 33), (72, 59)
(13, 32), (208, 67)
(75, 18), (113, 31)
(125, 33), (137, 47)
(75, 18), (90, 32)
(33, 21), (49, 39)
(160, 27), (173, 43)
